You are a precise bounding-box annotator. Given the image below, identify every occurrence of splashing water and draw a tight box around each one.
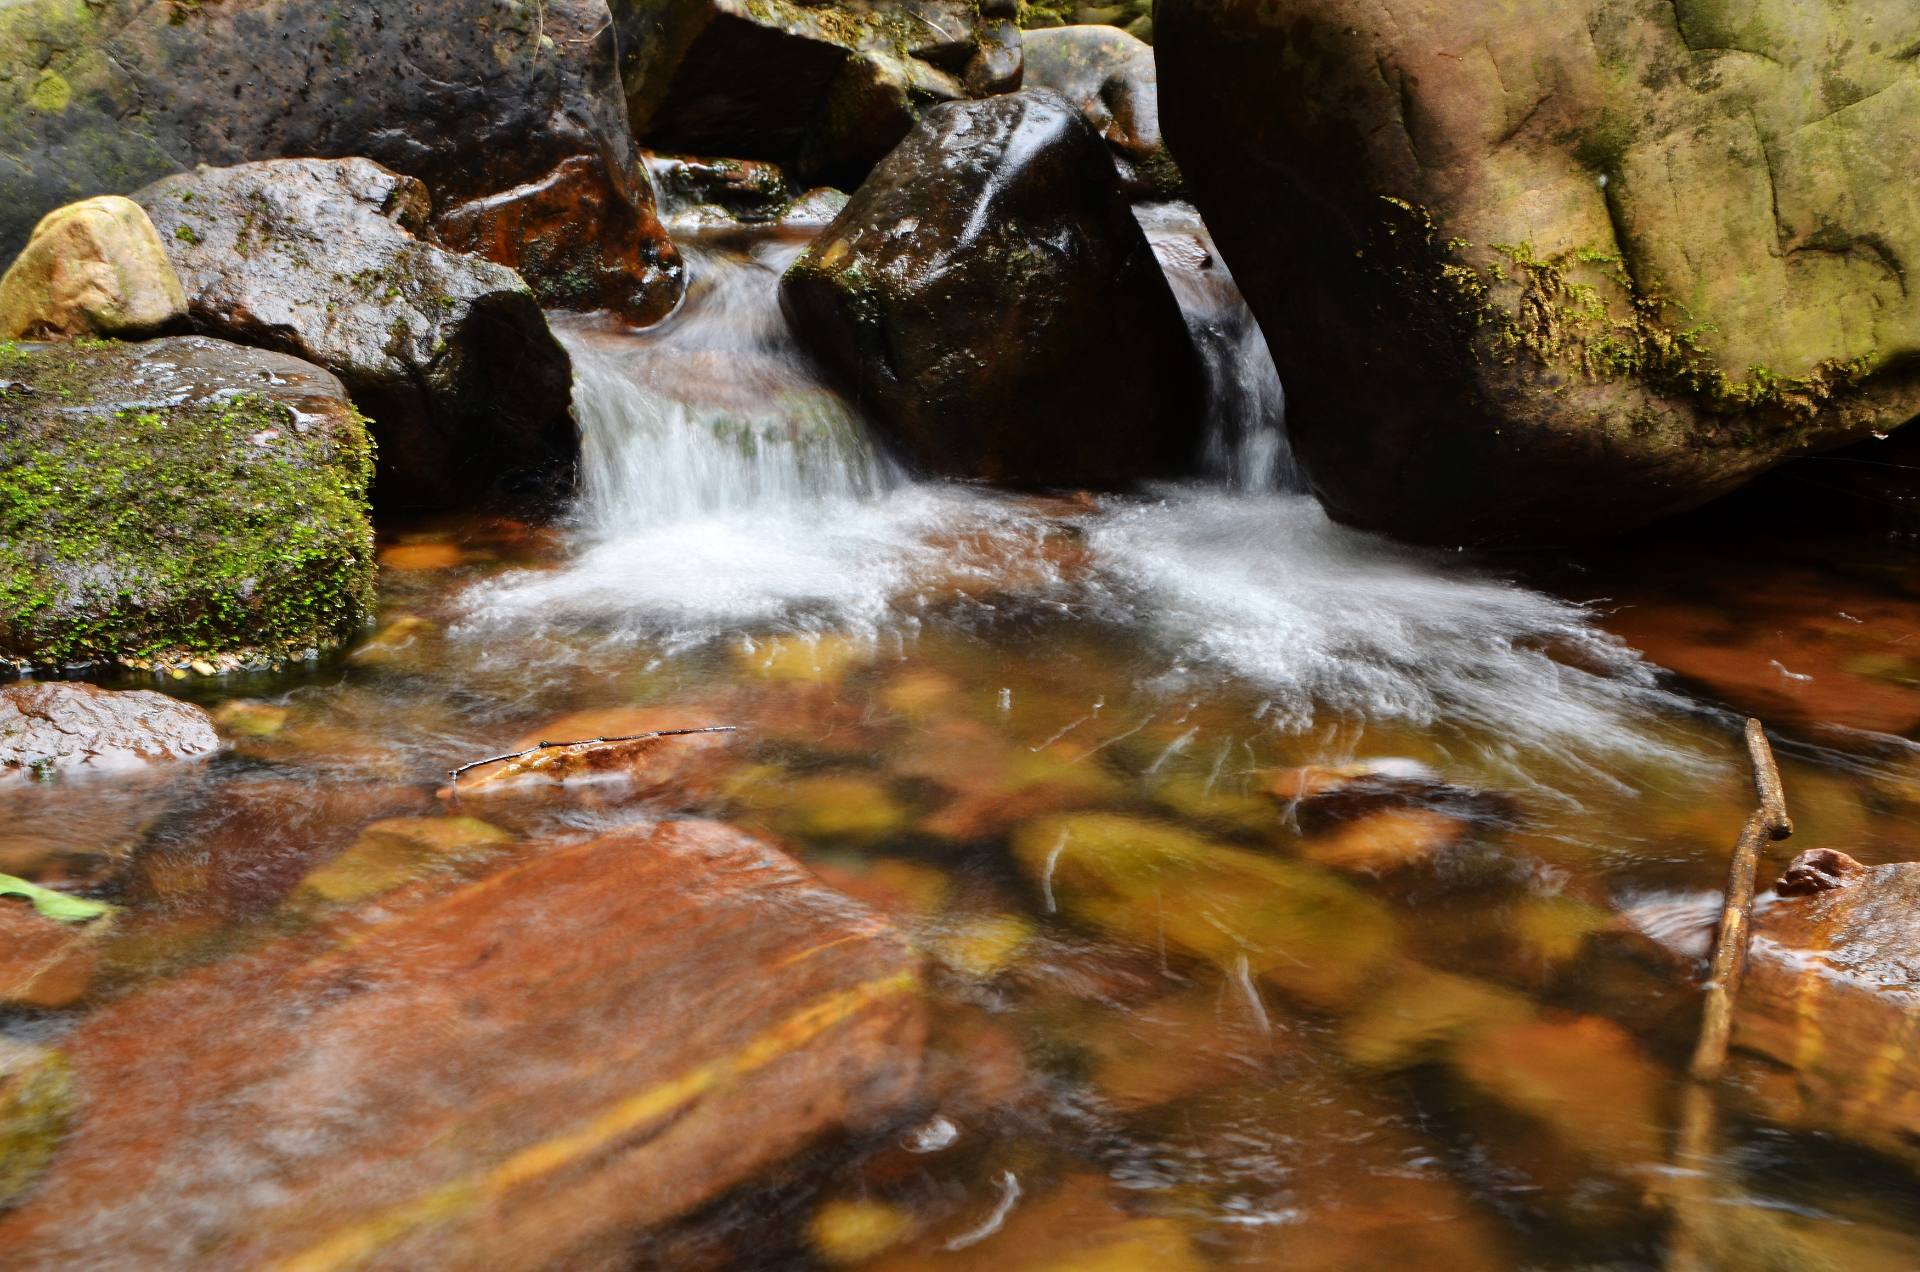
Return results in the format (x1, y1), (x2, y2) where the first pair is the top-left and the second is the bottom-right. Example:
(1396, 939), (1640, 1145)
(462, 218), (1693, 769)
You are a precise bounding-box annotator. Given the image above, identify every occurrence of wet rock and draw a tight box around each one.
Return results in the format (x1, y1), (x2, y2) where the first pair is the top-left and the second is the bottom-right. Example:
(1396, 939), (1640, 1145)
(0, 0), (682, 325)
(1010, 813), (1397, 1008)
(442, 711), (739, 805)
(1299, 807), (1471, 875)
(1453, 1014), (1666, 1169)
(0, 820), (926, 1268)
(1075, 988), (1286, 1110)
(135, 159), (575, 507)
(1021, 27), (1177, 199)
(0, 196), (186, 340)
(644, 152), (798, 225)
(871, 1172), (1207, 1272)
(1155, 0), (1920, 543)
(1733, 850), (1920, 1166)
(809, 1197), (919, 1264)
(615, 0), (995, 183)
(1340, 963), (1533, 1071)
(734, 771), (912, 845)
(435, 156), (682, 325)
(296, 816), (515, 906)
(1, 682), (216, 779)
(0, 896), (110, 1008)
(0, 1040), (71, 1211)
(0, 337), (374, 670)
(782, 91), (1201, 486)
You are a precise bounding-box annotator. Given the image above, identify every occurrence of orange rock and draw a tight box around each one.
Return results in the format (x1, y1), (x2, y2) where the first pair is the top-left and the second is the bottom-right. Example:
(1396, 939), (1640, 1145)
(0, 821), (925, 1269)
(1300, 807), (1470, 874)
(0, 901), (109, 1009)
(441, 707), (737, 802)
(1732, 850), (1920, 1166)
(377, 541), (466, 571)
(1453, 1014), (1666, 1170)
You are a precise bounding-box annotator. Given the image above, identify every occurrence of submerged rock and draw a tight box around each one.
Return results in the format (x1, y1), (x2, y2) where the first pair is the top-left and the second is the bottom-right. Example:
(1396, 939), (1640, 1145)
(782, 91), (1201, 486)
(0, 897), (110, 1009)
(135, 159), (575, 507)
(1156, 0), (1920, 542)
(1009, 812), (1397, 1008)
(0, 338), (374, 670)
(0, 0), (682, 324)
(1, 682), (217, 779)
(1021, 26), (1178, 199)
(0, 197), (185, 341)
(615, 0), (1007, 183)
(0, 821), (926, 1269)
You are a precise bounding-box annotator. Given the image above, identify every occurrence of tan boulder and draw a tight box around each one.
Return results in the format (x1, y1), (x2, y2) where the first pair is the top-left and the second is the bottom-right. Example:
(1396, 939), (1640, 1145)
(0, 196), (185, 339)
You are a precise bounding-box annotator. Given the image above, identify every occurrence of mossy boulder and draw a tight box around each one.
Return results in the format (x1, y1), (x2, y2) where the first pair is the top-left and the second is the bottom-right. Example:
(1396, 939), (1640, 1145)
(1022, 26), (1179, 199)
(0, 336), (374, 671)
(0, 0), (681, 324)
(0, 196), (185, 341)
(1156, 0), (1920, 543)
(134, 159), (575, 507)
(613, 0), (1019, 184)
(780, 90), (1202, 486)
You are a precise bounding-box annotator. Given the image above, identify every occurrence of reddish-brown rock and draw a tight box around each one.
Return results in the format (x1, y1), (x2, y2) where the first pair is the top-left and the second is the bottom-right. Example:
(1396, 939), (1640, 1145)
(1735, 850), (1920, 1166)
(0, 820), (925, 1268)
(0, 903), (108, 1009)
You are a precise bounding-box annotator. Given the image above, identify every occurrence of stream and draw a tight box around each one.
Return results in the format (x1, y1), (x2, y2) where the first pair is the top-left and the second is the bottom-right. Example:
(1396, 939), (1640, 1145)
(9, 215), (1920, 1268)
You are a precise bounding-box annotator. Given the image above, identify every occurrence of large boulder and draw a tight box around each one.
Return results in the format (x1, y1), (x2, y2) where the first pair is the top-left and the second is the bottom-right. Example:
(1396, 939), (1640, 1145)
(0, 821), (926, 1268)
(1156, 0), (1920, 543)
(1022, 26), (1179, 199)
(0, 336), (374, 671)
(135, 159), (575, 506)
(0, 0), (681, 324)
(614, 0), (1021, 184)
(780, 90), (1201, 485)
(0, 196), (185, 340)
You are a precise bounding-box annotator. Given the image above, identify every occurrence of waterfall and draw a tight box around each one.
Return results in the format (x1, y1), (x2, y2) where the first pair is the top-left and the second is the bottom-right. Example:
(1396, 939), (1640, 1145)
(557, 233), (900, 532)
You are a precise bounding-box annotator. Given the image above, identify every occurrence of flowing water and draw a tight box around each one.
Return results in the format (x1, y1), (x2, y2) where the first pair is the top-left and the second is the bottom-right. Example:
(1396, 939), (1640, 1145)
(8, 215), (1920, 1268)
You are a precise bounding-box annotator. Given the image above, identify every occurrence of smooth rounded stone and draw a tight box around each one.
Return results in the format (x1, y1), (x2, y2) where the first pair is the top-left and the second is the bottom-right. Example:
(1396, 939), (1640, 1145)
(781, 91), (1202, 486)
(135, 159), (575, 507)
(0, 898), (111, 1009)
(295, 816), (515, 906)
(1, 682), (217, 779)
(1021, 26), (1179, 199)
(614, 0), (991, 183)
(0, 0), (683, 326)
(0, 1041), (70, 1211)
(1009, 812), (1398, 1008)
(0, 196), (185, 340)
(0, 337), (374, 670)
(642, 152), (798, 225)
(1156, 0), (1920, 543)
(0, 820), (927, 1270)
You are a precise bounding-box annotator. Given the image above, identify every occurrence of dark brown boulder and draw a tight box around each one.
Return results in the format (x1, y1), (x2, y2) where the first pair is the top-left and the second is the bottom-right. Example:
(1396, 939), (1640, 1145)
(136, 159), (575, 506)
(0, 820), (927, 1268)
(614, 0), (1014, 184)
(0, 0), (682, 325)
(780, 90), (1201, 486)
(1022, 26), (1178, 199)
(0, 682), (217, 780)
(1154, 0), (1920, 544)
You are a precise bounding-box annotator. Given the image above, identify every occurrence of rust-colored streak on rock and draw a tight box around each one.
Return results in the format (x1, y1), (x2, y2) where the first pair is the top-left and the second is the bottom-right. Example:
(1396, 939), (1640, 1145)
(0, 821), (926, 1269)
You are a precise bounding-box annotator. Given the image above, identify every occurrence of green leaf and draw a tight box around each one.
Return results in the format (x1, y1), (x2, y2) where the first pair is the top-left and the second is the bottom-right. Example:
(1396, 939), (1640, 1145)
(0, 874), (114, 924)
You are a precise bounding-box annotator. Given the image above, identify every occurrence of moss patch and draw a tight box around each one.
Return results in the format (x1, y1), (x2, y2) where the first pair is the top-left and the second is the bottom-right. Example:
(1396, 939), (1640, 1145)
(0, 339), (375, 669)
(1374, 196), (1871, 422)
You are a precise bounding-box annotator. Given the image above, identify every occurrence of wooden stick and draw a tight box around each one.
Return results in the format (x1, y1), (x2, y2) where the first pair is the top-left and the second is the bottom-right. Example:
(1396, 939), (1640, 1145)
(1687, 718), (1792, 1084)
(445, 727), (737, 791)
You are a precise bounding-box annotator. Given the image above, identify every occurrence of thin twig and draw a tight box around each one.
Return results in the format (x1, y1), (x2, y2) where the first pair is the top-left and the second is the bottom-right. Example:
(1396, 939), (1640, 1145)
(445, 727), (738, 790)
(1687, 718), (1793, 1083)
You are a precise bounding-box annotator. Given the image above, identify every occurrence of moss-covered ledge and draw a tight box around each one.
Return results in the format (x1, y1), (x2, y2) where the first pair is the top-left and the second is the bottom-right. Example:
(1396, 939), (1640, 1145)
(0, 336), (375, 673)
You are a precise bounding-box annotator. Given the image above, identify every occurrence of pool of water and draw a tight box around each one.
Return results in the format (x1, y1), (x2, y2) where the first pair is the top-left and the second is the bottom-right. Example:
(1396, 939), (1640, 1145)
(6, 221), (1920, 1269)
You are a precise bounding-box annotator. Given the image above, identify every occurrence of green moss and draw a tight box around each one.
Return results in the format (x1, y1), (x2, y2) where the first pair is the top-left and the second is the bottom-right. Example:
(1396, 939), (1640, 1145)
(172, 222), (200, 246)
(0, 341), (376, 669)
(1374, 196), (1871, 422)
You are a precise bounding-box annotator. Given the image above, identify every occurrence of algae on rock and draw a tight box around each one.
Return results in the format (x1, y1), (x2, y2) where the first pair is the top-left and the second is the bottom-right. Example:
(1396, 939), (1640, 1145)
(0, 337), (375, 671)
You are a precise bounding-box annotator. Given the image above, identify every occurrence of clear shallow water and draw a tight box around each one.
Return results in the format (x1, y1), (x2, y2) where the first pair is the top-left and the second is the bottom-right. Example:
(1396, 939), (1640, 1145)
(8, 221), (1920, 1268)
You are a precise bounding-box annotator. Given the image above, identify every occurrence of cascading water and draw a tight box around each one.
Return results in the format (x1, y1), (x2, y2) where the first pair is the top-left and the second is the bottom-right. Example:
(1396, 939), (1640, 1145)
(462, 211), (1693, 770)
